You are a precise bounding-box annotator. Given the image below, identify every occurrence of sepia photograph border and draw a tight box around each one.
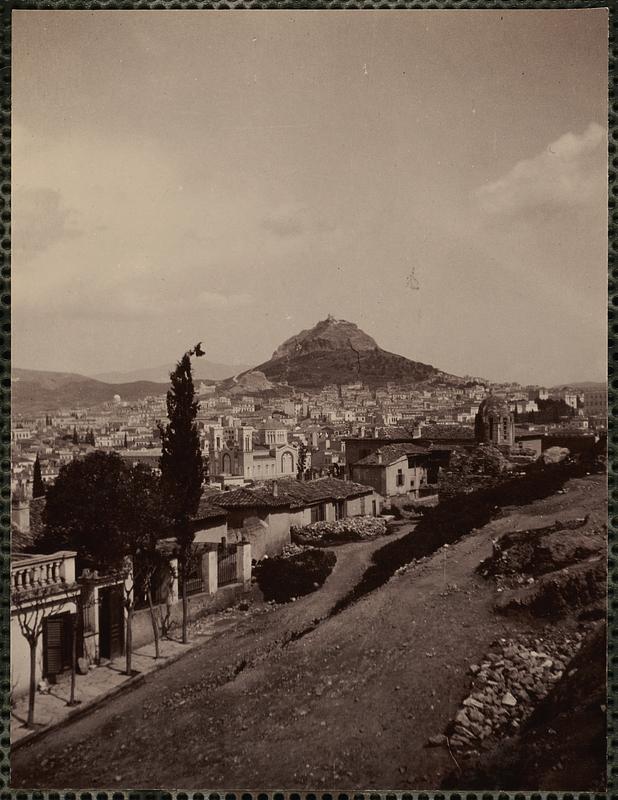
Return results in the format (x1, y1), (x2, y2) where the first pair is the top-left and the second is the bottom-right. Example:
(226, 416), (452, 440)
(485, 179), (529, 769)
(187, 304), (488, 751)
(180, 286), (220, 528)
(0, 0), (614, 796)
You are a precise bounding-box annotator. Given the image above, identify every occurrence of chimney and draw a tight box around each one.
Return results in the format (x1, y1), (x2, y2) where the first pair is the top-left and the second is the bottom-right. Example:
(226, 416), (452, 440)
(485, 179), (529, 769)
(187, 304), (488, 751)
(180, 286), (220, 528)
(272, 480), (278, 497)
(376, 449), (383, 465)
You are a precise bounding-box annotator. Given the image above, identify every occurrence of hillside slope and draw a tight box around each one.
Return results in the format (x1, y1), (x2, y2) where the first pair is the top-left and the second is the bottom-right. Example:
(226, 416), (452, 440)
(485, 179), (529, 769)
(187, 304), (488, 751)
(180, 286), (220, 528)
(12, 368), (168, 413)
(251, 316), (448, 389)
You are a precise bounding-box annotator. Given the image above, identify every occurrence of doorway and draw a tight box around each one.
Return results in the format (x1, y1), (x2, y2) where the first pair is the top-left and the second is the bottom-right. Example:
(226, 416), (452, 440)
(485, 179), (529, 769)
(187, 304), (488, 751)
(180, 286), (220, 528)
(99, 585), (124, 660)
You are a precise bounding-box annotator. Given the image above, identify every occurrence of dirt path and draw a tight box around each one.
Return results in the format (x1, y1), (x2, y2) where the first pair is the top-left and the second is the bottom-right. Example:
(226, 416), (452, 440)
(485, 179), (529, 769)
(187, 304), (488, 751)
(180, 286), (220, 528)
(12, 476), (604, 790)
(11, 526), (413, 789)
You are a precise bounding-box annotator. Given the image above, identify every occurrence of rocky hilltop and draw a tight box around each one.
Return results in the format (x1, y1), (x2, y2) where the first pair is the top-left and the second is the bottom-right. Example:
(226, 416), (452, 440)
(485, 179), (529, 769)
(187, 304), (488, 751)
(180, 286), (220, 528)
(251, 315), (448, 390)
(271, 315), (379, 360)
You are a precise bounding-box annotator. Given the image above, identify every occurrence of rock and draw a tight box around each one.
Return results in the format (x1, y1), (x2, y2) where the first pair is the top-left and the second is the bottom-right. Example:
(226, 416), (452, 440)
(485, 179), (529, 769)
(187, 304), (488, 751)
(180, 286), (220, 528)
(425, 734), (447, 747)
(501, 691), (517, 707)
(463, 696), (484, 709)
(455, 709), (471, 726)
(466, 706), (485, 724)
(469, 663), (480, 675)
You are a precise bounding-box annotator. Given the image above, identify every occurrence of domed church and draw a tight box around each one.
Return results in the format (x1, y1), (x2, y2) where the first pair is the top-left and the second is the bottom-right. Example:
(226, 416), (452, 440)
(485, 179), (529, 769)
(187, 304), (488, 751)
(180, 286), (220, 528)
(474, 393), (515, 449)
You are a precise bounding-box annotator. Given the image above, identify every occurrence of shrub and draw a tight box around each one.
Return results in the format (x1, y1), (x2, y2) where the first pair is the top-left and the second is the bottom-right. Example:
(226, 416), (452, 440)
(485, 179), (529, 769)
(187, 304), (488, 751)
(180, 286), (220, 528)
(254, 548), (337, 603)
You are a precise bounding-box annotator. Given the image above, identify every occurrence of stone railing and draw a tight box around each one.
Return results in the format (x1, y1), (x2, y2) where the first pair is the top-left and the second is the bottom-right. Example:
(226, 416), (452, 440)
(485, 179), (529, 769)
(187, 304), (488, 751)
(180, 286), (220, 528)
(11, 551), (77, 595)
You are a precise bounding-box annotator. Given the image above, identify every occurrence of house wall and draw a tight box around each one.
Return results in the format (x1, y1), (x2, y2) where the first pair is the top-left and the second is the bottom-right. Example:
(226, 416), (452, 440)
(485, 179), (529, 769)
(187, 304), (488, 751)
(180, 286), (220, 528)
(289, 508), (312, 528)
(246, 509), (291, 559)
(131, 583), (254, 649)
(193, 519), (228, 546)
(351, 460), (427, 499)
(349, 465), (387, 496)
(346, 493), (382, 517)
(11, 597), (78, 698)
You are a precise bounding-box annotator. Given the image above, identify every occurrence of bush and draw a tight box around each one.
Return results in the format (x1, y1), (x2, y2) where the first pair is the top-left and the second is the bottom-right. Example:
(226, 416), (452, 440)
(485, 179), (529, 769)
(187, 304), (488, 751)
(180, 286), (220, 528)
(254, 548), (337, 603)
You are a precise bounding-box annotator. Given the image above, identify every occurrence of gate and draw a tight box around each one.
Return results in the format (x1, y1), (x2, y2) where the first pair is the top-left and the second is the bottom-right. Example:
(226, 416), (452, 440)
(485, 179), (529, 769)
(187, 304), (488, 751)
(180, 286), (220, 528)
(217, 544), (238, 586)
(99, 585), (124, 660)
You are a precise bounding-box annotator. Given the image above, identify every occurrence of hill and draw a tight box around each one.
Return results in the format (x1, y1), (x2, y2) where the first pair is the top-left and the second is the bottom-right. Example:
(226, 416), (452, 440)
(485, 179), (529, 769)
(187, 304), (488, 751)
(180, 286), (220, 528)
(248, 315), (450, 389)
(12, 368), (169, 414)
(93, 358), (249, 383)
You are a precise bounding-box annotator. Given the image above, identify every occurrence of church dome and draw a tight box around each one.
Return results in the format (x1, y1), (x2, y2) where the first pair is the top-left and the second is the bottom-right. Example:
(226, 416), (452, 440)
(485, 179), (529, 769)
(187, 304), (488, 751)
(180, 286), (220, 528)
(477, 394), (510, 417)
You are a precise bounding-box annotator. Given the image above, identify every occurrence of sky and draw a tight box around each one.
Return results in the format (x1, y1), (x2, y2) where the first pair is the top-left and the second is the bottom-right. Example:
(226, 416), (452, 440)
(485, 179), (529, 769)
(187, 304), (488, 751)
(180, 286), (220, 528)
(12, 9), (608, 385)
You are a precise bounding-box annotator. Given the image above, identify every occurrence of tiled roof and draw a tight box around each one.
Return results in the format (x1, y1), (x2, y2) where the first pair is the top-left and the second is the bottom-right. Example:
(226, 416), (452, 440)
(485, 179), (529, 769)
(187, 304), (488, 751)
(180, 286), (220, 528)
(209, 486), (291, 509)
(255, 477), (375, 507)
(193, 491), (228, 520)
(354, 443), (429, 466)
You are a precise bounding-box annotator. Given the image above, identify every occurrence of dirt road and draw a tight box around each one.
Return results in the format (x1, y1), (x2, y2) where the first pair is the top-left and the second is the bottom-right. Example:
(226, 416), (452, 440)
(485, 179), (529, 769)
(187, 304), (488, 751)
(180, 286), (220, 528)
(11, 475), (605, 790)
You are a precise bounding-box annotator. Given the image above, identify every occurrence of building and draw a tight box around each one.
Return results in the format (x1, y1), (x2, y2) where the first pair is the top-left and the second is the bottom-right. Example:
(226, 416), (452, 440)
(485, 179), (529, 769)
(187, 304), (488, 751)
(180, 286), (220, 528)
(584, 389), (607, 419)
(349, 443), (430, 501)
(260, 476), (383, 526)
(474, 394), (515, 449)
(207, 424), (296, 481)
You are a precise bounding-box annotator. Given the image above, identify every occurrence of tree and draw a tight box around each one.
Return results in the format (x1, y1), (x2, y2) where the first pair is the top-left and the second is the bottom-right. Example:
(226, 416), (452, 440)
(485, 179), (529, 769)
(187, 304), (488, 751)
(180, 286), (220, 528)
(159, 344), (205, 644)
(72, 427), (79, 446)
(32, 455), (45, 499)
(13, 581), (80, 727)
(43, 451), (137, 675)
(43, 451), (129, 567)
(124, 464), (168, 659)
(296, 441), (308, 481)
(124, 432), (129, 449)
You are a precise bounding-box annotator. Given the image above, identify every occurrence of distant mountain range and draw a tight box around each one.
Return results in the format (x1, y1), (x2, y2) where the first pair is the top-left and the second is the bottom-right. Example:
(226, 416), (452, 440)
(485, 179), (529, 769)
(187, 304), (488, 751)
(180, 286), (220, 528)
(13, 318), (606, 413)
(93, 359), (250, 384)
(246, 315), (451, 389)
(12, 368), (169, 414)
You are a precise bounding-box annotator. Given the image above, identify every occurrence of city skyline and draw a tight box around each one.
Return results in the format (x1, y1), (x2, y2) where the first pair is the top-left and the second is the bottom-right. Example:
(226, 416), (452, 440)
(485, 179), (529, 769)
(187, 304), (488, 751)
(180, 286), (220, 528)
(12, 10), (608, 385)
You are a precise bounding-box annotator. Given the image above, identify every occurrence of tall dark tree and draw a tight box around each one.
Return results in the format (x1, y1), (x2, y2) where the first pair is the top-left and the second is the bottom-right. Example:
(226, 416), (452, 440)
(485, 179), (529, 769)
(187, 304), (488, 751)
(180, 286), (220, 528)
(32, 454), (45, 499)
(124, 432), (129, 449)
(159, 343), (205, 644)
(296, 441), (308, 481)
(72, 426), (79, 446)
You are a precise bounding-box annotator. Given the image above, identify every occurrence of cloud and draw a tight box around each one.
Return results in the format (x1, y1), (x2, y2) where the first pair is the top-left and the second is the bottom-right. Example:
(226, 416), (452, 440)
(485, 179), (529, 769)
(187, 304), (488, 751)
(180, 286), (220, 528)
(261, 203), (337, 238)
(13, 187), (82, 262)
(262, 208), (305, 237)
(475, 122), (606, 217)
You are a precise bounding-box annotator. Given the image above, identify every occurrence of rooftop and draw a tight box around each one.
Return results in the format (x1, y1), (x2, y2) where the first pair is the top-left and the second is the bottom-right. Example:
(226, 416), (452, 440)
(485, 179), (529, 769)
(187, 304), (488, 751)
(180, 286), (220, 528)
(355, 443), (429, 466)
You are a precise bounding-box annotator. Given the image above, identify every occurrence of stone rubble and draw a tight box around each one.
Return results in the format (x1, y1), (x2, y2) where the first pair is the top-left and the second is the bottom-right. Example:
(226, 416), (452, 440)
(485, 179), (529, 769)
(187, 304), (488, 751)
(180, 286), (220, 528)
(427, 628), (586, 754)
(291, 516), (387, 544)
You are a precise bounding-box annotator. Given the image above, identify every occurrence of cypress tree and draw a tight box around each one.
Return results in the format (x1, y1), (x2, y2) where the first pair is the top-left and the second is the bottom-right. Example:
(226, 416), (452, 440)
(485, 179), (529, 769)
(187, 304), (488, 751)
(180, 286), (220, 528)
(32, 455), (45, 499)
(159, 343), (205, 644)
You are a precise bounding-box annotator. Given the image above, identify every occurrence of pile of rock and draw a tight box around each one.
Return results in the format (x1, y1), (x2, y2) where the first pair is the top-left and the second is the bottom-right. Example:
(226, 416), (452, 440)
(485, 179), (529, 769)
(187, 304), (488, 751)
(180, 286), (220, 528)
(280, 542), (312, 559)
(292, 516), (387, 544)
(436, 631), (585, 753)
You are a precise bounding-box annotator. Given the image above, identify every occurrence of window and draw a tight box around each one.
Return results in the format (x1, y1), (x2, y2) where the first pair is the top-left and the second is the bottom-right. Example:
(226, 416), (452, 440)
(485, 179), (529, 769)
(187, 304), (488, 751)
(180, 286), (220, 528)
(396, 469), (405, 486)
(310, 504), (326, 523)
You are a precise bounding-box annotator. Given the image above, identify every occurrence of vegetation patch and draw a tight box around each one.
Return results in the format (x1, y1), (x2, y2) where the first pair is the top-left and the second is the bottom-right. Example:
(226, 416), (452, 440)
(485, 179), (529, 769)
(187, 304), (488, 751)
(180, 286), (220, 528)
(254, 548), (337, 603)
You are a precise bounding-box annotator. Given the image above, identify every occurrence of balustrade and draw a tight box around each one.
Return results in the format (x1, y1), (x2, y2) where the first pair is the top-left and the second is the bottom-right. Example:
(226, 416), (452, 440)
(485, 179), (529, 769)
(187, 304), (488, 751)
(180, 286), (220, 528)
(11, 552), (74, 596)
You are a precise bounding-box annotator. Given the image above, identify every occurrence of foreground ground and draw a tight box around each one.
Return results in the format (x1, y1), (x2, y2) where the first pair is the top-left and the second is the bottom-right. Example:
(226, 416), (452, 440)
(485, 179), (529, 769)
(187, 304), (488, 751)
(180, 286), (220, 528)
(12, 474), (606, 790)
